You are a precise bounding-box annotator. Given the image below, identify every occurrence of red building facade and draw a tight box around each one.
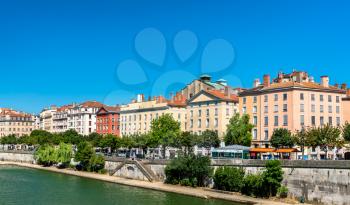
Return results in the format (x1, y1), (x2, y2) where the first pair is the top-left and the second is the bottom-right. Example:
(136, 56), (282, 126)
(96, 106), (120, 136)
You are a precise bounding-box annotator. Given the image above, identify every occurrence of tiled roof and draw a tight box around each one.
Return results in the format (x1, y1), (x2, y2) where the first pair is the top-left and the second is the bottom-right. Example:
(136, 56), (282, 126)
(57, 104), (74, 112)
(104, 106), (120, 112)
(241, 81), (346, 95)
(207, 90), (239, 102)
(80, 101), (104, 108)
(0, 109), (31, 118)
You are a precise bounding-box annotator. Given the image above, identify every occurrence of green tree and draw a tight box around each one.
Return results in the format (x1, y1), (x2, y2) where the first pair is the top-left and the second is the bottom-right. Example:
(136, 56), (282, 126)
(88, 154), (105, 172)
(55, 143), (73, 167)
(293, 128), (307, 160)
(224, 114), (254, 146)
(74, 141), (94, 170)
(306, 124), (343, 159)
(270, 128), (294, 148)
(0, 134), (18, 144)
(100, 134), (121, 151)
(86, 132), (103, 147)
(177, 132), (198, 155)
(34, 144), (56, 166)
(30, 130), (53, 145)
(262, 160), (284, 197)
(197, 130), (220, 154)
(343, 122), (350, 143)
(150, 114), (181, 158)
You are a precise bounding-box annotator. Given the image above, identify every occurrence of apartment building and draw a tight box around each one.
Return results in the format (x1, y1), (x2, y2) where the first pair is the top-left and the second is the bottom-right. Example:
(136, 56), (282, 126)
(120, 94), (187, 137)
(239, 71), (347, 148)
(52, 104), (74, 133)
(0, 108), (35, 137)
(67, 101), (104, 135)
(96, 106), (120, 136)
(186, 89), (239, 138)
(39, 106), (57, 132)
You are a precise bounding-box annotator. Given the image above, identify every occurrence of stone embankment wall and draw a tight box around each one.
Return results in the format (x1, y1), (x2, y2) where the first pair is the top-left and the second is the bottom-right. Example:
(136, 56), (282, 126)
(1, 151), (349, 205)
(0, 151), (35, 163)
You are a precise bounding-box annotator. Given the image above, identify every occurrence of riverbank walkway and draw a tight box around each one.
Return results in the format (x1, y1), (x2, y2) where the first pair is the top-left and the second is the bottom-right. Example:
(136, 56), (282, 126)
(0, 161), (303, 205)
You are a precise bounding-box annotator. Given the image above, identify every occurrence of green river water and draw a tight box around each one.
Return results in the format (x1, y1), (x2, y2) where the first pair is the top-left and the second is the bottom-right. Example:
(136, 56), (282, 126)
(0, 166), (242, 205)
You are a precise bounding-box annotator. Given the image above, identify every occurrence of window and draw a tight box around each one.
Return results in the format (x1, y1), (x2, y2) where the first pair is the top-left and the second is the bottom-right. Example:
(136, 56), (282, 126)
(253, 106), (257, 113)
(336, 117), (341, 126)
(311, 94), (315, 101)
(283, 115), (288, 126)
(328, 105), (332, 113)
(215, 108), (218, 116)
(190, 119), (193, 128)
(264, 130), (269, 140)
(253, 96), (257, 103)
(311, 116), (316, 126)
(311, 104), (316, 112)
(206, 109), (209, 117)
(243, 97), (247, 104)
(274, 105), (278, 112)
(300, 93), (304, 100)
(198, 119), (201, 128)
(264, 95), (268, 102)
(336, 96), (340, 103)
(206, 118), (209, 128)
(336, 106), (340, 114)
(274, 94), (278, 101)
(283, 93), (288, 101)
(283, 104), (287, 112)
(264, 116), (268, 126)
(328, 95), (332, 102)
(253, 129), (257, 140)
(320, 105), (324, 113)
(320, 94), (324, 102)
(300, 115), (305, 126)
(274, 116), (278, 126)
(264, 106), (268, 113)
(300, 104), (304, 112)
(242, 107), (246, 114)
(329, 117), (333, 125)
(190, 110), (193, 117)
(214, 118), (218, 127)
(320, 117), (324, 125)
(253, 116), (258, 126)
(226, 108), (229, 116)
(198, 110), (202, 117)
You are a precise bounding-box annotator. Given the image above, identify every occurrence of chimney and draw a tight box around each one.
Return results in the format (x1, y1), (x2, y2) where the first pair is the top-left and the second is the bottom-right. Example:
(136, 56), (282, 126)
(263, 74), (271, 87)
(321, 76), (329, 87)
(334, 83), (339, 88)
(224, 86), (229, 96)
(309, 76), (315, 83)
(278, 72), (283, 83)
(253, 79), (260, 88)
(341, 83), (347, 90)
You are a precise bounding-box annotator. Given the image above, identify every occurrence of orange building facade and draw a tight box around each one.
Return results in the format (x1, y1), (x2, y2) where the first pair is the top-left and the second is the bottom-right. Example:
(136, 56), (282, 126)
(96, 106), (120, 136)
(239, 71), (348, 148)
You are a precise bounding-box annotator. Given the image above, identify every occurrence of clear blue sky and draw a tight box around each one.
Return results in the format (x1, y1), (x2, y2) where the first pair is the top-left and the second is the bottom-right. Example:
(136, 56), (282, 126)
(1, 0), (350, 113)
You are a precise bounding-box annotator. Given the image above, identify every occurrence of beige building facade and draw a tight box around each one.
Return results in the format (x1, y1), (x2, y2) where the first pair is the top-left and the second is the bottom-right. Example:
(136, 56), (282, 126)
(39, 106), (57, 132)
(186, 89), (239, 138)
(119, 94), (187, 137)
(239, 71), (347, 148)
(0, 108), (35, 137)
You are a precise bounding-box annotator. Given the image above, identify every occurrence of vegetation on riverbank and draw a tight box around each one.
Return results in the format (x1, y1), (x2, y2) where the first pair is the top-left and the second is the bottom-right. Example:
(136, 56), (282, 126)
(214, 160), (285, 198)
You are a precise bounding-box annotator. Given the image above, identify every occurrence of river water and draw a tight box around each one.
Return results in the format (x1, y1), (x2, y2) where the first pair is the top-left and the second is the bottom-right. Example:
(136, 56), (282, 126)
(0, 166), (242, 205)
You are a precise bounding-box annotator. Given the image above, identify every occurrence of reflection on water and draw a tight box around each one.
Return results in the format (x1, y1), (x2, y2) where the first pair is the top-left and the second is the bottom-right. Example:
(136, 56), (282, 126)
(0, 166), (241, 205)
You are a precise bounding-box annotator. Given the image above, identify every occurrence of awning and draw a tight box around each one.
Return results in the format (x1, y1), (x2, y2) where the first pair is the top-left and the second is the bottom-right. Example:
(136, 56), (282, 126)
(275, 148), (299, 153)
(250, 148), (274, 153)
(249, 148), (299, 153)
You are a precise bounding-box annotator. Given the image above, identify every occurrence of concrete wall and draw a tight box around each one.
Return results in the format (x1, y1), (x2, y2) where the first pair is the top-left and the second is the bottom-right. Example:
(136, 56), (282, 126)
(0, 151), (35, 163)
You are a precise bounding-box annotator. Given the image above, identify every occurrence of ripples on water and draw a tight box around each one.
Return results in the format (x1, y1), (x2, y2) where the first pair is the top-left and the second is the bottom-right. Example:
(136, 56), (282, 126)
(0, 166), (240, 205)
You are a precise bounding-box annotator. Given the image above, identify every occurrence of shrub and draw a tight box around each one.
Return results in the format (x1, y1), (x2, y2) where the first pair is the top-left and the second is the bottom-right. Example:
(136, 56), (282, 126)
(241, 173), (265, 197)
(74, 141), (105, 172)
(213, 167), (245, 192)
(165, 155), (213, 187)
(263, 160), (284, 197)
(277, 185), (288, 198)
(88, 154), (105, 172)
(34, 145), (56, 166)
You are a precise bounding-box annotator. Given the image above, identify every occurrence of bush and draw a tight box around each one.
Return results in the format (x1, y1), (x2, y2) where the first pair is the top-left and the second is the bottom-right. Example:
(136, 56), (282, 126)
(213, 167), (245, 192)
(241, 173), (265, 197)
(88, 154), (105, 172)
(263, 160), (284, 197)
(74, 141), (105, 172)
(277, 185), (288, 198)
(165, 155), (213, 187)
(34, 144), (56, 166)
